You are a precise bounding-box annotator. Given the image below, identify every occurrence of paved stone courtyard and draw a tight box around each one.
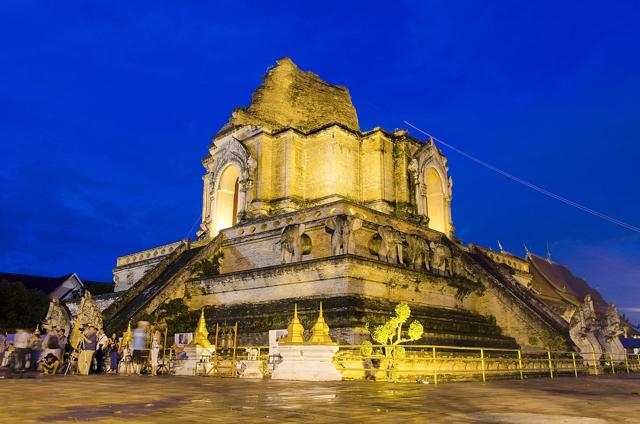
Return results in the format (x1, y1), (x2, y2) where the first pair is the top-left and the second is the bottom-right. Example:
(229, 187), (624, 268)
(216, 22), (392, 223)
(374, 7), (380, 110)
(0, 374), (638, 423)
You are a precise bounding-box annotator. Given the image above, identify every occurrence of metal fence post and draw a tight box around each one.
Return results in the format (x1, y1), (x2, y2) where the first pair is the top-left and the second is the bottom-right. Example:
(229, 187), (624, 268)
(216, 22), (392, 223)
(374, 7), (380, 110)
(480, 348), (486, 383)
(432, 347), (438, 385)
(431, 346), (438, 384)
(547, 351), (554, 379)
(624, 352), (630, 374)
(592, 352), (598, 376)
(571, 352), (578, 378)
(517, 350), (524, 380)
(610, 354), (616, 375)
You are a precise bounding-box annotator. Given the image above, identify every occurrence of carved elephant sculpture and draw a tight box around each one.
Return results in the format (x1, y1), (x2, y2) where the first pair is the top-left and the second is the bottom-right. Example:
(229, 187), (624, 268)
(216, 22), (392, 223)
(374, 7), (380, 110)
(326, 215), (362, 255)
(278, 224), (307, 263)
(429, 241), (453, 274)
(378, 225), (404, 265)
(405, 233), (430, 270)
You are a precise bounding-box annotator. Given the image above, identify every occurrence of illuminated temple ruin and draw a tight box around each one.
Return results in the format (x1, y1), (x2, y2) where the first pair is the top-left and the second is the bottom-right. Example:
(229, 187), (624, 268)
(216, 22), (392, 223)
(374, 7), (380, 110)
(103, 58), (626, 355)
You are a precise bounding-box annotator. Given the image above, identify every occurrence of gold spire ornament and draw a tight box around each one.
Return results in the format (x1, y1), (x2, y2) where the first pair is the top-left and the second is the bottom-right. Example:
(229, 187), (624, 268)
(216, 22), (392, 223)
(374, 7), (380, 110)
(281, 304), (305, 344)
(309, 302), (335, 344)
(122, 321), (132, 348)
(189, 308), (213, 348)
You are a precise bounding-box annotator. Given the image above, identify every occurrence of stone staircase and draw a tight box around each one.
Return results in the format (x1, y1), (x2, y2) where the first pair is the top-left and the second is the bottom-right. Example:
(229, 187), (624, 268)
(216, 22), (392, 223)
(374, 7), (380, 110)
(466, 244), (569, 339)
(105, 235), (224, 331)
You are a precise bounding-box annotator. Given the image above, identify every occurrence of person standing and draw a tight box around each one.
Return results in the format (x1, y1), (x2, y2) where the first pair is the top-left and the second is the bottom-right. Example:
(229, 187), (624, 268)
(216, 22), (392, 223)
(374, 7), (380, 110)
(131, 321), (149, 375)
(13, 328), (31, 371)
(29, 330), (42, 370)
(108, 333), (120, 373)
(150, 330), (161, 376)
(94, 328), (109, 374)
(0, 334), (7, 367)
(57, 329), (67, 352)
(77, 326), (97, 375)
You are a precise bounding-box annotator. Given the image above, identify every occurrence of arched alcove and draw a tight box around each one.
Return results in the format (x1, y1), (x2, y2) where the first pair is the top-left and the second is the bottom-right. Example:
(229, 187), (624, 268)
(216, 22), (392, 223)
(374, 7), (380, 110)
(214, 164), (241, 234)
(425, 167), (446, 233)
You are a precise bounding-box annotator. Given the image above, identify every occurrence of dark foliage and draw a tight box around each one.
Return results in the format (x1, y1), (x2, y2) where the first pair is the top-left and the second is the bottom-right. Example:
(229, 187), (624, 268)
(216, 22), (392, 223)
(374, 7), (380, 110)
(0, 281), (50, 330)
(191, 251), (224, 279)
(144, 298), (199, 335)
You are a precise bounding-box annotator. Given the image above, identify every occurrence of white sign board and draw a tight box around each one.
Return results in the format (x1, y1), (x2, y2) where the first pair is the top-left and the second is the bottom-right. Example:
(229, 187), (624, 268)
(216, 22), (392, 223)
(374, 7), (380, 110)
(174, 332), (193, 347)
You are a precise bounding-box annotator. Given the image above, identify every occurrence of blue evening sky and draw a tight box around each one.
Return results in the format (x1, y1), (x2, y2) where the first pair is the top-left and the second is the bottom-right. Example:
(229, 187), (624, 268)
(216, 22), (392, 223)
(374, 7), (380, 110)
(1, 1), (638, 322)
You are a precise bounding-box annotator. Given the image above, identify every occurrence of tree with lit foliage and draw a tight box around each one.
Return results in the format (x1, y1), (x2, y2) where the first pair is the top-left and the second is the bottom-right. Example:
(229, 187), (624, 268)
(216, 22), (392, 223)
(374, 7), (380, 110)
(362, 303), (424, 381)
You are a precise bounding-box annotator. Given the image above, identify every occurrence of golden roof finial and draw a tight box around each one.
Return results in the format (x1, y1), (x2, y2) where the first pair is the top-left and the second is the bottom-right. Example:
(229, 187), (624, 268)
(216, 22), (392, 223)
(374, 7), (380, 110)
(309, 302), (335, 345)
(281, 303), (305, 344)
(189, 307), (213, 348)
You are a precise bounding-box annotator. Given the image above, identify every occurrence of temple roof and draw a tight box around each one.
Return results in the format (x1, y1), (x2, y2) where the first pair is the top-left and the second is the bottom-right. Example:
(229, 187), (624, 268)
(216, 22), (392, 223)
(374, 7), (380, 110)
(0, 272), (113, 298)
(0, 272), (74, 294)
(222, 57), (360, 133)
(528, 254), (609, 313)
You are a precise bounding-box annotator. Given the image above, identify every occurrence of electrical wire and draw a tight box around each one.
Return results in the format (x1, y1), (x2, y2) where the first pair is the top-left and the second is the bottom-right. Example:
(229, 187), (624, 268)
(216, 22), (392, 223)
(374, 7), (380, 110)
(403, 120), (640, 234)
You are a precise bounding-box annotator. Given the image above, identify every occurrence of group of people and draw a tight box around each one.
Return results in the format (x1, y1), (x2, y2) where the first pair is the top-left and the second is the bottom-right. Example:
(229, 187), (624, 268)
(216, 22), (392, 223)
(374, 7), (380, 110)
(0, 321), (164, 377)
(0, 328), (67, 373)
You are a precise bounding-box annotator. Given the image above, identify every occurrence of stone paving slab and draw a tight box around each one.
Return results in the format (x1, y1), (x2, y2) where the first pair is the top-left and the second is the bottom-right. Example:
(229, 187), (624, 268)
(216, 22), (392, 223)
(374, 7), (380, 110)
(0, 374), (638, 423)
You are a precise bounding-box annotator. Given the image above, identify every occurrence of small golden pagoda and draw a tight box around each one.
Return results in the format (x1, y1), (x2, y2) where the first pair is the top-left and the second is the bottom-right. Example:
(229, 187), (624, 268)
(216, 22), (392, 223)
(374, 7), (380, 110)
(121, 321), (132, 348)
(189, 308), (213, 348)
(309, 302), (336, 345)
(281, 304), (305, 344)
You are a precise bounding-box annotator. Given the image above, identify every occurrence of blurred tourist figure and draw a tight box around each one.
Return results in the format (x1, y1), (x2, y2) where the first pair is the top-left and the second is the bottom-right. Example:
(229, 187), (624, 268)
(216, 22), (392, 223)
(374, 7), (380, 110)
(132, 321), (149, 375)
(95, 328), (109, 374)
(119, 337), (132, 375)
(13, 328), (32, 371)
(77, 326), (97, 375)
(0, 334), (7, 366)
(108, 333), (120, 373)
(29, 330), (42, 370)
(4, 342), (16, 368)
(171, 342), (187, 360)
(150, 330), (161, 376)
(39, 352), (60, 375)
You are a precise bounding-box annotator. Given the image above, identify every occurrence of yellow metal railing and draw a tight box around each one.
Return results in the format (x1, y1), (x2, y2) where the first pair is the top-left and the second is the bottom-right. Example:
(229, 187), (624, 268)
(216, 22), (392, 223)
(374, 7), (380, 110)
(330, 344), (639, 383)
(214, 343), (639, 383)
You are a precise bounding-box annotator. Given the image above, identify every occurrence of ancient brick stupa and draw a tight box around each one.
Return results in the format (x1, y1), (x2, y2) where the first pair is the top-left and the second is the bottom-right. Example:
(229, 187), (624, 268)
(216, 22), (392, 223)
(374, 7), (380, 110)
(104, 58), (623, 356)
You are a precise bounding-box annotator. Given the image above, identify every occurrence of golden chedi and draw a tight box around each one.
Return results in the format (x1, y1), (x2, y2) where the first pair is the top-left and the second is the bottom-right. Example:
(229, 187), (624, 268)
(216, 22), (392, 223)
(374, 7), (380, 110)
(189, 308), (213, 348)
(281, 304), (305, 345)
(105, 58), (607, 355)
(121, 320), (132, 348)
(309, 303), (335, 345)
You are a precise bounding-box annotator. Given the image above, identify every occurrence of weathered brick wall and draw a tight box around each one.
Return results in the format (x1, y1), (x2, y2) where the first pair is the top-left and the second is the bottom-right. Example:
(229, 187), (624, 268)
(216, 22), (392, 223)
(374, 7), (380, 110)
(228, 57), (359, 132)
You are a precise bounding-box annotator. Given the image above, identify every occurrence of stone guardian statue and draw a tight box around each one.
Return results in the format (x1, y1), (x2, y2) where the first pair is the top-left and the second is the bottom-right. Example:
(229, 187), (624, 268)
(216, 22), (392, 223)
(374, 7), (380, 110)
(598, 304), (626, 363)
(569, 294), (603, 366)
(42, 297), (72, 337)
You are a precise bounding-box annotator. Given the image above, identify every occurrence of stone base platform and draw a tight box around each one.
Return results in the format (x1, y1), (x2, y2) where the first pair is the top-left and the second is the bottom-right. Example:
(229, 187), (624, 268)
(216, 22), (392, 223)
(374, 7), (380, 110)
(186, 296), (518, 348)
(272, 344), (342, 381)
(173, 346), (215, 376)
